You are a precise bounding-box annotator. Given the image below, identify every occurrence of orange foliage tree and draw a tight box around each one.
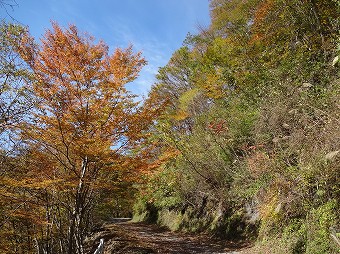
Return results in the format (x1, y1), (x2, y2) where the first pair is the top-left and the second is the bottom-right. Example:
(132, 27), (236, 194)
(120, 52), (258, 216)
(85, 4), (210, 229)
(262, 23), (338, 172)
(17, 22), (156, 253)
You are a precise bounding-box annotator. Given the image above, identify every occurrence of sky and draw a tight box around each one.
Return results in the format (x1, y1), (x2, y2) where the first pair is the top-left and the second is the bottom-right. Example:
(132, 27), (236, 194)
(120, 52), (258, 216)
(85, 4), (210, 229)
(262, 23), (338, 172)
(1, 0), (211, 98)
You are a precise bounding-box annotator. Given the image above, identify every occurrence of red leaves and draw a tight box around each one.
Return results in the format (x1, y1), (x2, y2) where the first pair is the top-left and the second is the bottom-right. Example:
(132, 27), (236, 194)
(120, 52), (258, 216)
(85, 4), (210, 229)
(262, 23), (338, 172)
(207, 119), (228, 134)
(253, 0), (274, 25)
(249, 0), (275, 45)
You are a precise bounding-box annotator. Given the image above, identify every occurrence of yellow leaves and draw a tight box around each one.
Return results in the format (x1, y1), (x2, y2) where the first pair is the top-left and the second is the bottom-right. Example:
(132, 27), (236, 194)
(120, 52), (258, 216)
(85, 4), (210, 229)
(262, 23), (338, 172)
(160, 148), (181, 159)
(2, 22), (162, 252)
(1, 176), (62, 190)
(210, 0), (261, 32)
(25, 179), (62, 189)
(0, 187), (20, 200)
(108, 46), (146, 85)
(10, 206), (47, 225)
(173, 109), (189, 121)
(259, 194), (282, 222)
(179, 88), (200, 110)
(16, 21), (158, 210)
(203, 72), (226, 99)
(171, 88), (199, 120)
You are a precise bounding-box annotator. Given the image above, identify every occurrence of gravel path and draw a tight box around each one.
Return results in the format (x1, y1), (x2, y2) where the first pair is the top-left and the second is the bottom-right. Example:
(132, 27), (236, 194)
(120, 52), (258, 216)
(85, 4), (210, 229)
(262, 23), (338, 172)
(85, 220), (250, 254)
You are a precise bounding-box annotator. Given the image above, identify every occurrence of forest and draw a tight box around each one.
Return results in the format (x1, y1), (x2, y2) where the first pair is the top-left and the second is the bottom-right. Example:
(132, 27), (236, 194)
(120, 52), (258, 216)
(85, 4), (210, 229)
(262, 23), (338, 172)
(0, 0), (339, 253)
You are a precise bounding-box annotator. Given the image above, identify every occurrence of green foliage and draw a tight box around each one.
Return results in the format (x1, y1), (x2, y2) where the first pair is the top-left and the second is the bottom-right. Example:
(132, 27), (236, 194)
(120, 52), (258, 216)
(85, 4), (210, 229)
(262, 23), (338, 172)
(135, 0), (340, 253)
(305, 200), (339, 254)
(2, 0), (338, 252)
(0, 22), (37, 253)
(156, 210), (182, 231)
(132, 199), (149, 222)
(0, 22), (34, 138)
(282, 219), (307, 253)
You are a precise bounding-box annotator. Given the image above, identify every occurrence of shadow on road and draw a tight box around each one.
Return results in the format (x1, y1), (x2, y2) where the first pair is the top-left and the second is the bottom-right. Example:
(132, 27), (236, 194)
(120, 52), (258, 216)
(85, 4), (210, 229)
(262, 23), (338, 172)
(85, 220), (250, 254)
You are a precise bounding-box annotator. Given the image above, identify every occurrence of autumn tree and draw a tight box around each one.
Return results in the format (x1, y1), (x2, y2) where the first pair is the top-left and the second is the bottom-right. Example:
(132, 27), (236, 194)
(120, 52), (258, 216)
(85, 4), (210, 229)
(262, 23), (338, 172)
(17, 22), (153, 253)
(0, 22), (34, 148)
(0, 22), (37, 254)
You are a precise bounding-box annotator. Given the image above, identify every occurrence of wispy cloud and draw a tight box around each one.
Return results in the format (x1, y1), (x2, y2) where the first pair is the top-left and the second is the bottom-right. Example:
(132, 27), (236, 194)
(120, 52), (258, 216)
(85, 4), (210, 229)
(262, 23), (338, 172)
(102, 17), (173, 97)
(14, 0), (210, 99)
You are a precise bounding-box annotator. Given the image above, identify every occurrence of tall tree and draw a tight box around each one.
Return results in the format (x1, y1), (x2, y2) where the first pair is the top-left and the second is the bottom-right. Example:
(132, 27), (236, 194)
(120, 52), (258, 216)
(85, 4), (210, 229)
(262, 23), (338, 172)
(0, 22), (36, 254)
(17, 22), (151, 253)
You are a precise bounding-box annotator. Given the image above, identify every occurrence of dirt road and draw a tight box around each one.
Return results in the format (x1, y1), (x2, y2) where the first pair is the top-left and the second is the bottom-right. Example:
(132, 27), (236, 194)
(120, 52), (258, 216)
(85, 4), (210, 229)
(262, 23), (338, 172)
(85, 220), (250, 254)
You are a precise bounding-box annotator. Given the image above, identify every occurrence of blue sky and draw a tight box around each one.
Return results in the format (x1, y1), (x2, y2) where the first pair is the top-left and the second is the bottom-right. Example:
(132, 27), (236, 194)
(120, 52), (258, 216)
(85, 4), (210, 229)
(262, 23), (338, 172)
(2, 0), (210, 97)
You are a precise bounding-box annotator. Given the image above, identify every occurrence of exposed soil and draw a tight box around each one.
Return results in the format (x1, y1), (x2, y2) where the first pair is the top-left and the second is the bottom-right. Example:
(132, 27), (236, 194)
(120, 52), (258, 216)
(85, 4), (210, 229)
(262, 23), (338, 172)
(85, 219), (251, 254)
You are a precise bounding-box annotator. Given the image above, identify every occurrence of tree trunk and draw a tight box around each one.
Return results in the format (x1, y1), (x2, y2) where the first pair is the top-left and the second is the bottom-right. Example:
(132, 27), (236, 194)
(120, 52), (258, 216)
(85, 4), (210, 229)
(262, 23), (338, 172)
(67, 157), (88, 254)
